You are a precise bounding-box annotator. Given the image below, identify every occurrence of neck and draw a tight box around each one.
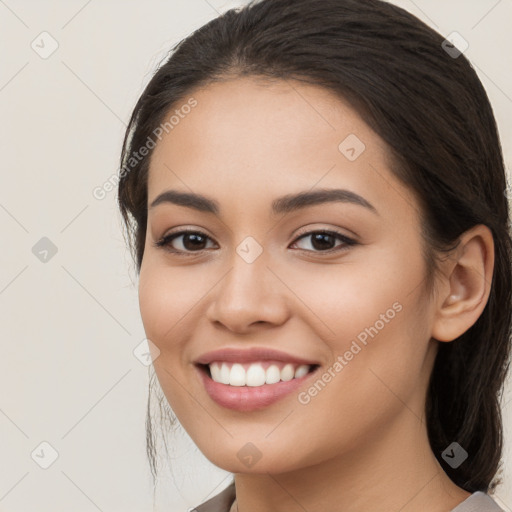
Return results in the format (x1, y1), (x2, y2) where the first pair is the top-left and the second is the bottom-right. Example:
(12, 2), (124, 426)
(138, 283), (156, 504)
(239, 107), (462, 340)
(231, 408), (470, 512)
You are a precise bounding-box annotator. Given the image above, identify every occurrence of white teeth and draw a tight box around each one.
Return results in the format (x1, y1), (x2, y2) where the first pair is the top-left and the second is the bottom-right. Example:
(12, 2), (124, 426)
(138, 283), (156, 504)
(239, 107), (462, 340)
(246, 364), (267, 387)
(230, 363), (246, 386)
(265, 365), (281, 384)
(210, 362), (222, 382)
(294, 364), (309, 378)
(208, 362), (313, 386)
(220, 363), (230, 384)
(280, 363), (295, 381)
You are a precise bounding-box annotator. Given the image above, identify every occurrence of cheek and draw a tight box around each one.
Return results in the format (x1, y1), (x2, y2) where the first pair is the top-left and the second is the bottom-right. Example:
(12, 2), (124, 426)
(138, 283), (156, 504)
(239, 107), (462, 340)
(137, 261), (207, 415)
(138, 260), (205, 350)
(284, 245), (424, 343)
(285, 245), (431, 403)
(298, 262), (431, 418)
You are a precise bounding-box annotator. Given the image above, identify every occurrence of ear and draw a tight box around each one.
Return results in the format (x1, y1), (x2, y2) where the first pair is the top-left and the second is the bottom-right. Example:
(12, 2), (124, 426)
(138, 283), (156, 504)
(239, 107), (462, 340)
(431, 224), (495, 342)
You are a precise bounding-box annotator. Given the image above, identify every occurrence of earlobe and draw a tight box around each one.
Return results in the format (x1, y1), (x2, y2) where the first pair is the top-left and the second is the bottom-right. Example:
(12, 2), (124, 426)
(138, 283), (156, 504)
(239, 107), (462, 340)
(431, 224), (494, 343)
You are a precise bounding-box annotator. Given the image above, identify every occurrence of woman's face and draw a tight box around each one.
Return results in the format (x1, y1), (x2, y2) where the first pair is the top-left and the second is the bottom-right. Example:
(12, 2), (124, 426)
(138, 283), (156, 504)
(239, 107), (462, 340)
(138, 77), (440, 473)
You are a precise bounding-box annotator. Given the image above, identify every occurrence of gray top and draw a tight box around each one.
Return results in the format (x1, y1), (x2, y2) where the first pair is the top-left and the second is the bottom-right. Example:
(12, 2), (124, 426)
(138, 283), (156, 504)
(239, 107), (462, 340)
(451, 492), (505, 512)
(194, 482), (505, 512)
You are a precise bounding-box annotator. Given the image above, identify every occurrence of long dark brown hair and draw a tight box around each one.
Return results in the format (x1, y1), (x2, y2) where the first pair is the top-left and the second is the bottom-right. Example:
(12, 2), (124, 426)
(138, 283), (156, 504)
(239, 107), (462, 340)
(117, 0), (512, 493)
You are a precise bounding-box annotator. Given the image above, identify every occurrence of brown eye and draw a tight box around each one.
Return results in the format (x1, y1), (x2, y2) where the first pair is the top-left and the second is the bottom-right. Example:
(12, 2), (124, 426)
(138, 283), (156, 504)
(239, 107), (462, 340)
(291, 230), (357, 253)
(153, 228), (357, 255)
(153, 230), (216, 253)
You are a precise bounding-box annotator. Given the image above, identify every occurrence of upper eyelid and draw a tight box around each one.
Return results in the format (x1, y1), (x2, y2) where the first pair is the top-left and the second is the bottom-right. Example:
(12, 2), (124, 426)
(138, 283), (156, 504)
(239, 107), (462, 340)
(158, 228), (356, 251)
(161, 222), (357, 238)
(161, 227), (353, 241)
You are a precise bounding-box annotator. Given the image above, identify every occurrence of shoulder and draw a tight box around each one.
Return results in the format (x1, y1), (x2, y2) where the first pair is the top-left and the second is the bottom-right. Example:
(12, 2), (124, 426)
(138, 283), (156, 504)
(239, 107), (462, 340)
(193, 481), (236, 512)
(451, 491), (505, 512)
(190, 485), (504, 512)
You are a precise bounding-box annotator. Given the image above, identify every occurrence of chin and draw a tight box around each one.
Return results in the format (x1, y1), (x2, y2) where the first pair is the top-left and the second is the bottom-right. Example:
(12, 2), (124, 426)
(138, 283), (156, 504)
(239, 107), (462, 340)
(195, 441), (310, 475)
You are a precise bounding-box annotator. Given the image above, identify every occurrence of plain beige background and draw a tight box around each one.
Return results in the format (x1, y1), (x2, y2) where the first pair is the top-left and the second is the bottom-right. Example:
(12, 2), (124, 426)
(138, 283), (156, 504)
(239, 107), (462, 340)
(0, 0), (511, 511)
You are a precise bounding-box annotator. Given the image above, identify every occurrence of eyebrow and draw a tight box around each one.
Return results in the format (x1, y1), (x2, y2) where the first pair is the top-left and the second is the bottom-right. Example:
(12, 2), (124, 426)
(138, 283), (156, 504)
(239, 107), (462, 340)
(149, 188), (378, 215)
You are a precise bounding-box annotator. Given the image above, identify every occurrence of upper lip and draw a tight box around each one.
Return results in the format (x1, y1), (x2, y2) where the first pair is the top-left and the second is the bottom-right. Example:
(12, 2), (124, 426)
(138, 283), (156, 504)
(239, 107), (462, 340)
(194, 347), (320, 366)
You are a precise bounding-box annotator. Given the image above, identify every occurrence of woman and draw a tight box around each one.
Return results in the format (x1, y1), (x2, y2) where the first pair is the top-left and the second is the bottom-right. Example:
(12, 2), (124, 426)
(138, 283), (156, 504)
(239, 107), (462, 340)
(117, 0), (511, 510)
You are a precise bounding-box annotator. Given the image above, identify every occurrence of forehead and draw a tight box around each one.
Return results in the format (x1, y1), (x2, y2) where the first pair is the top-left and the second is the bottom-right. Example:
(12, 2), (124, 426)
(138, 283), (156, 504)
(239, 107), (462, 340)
(150, 76), (378, 164)
(146, 76), (415, 219)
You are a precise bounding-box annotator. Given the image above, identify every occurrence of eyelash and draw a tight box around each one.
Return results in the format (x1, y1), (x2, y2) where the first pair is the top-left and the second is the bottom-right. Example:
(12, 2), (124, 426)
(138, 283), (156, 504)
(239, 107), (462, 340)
(152, 228), (358, 256)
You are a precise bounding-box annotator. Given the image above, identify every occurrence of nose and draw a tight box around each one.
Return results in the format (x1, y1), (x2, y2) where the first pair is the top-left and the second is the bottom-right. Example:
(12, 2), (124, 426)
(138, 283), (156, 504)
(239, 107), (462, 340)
(205, 248), (290, 334)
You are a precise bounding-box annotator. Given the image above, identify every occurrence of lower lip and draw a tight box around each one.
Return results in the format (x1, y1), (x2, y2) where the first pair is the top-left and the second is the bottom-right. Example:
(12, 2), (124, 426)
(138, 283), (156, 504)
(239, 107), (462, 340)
(196, 364), (318, 412)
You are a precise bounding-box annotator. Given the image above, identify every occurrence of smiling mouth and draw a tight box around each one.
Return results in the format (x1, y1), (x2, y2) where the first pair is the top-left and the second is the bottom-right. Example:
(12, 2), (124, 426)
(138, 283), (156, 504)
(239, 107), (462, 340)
(197, 361), (320, 387)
